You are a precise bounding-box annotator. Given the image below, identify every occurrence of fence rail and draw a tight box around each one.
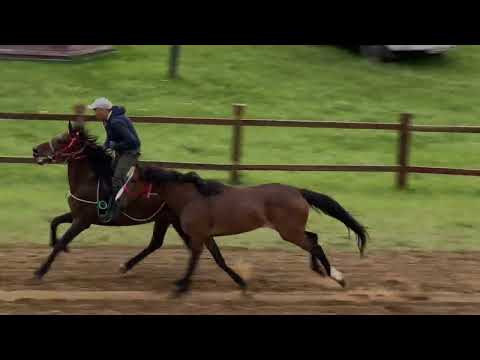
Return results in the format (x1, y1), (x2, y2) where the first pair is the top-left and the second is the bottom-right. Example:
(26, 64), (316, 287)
(4, 156), (480, 177)
(1, 105), (480, 188)
(0, 112), (402, 129)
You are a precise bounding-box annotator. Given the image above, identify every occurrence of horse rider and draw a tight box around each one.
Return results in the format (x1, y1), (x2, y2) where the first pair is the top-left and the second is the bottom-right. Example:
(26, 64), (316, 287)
(87, 97), (142, 223)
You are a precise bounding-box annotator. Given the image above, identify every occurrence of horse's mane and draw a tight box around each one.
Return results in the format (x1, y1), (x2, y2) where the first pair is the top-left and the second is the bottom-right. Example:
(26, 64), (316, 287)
(75, 127), (114, 180)
(141, 167), (225, 197)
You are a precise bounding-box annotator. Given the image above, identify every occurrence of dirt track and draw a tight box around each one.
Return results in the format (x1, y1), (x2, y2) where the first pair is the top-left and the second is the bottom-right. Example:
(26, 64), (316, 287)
(0, 246), (479, 314)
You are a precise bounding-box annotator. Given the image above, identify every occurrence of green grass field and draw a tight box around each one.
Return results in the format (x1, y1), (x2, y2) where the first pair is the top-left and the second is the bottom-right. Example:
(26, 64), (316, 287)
(1, 45), (480, 252)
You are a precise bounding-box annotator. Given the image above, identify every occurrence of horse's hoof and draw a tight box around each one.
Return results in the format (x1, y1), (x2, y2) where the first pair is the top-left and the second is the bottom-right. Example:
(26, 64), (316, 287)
(119, 264), (128, 274)
(330, 267), (346, 288)
(170, 286), (190, 299)
(176, 288), (189, 296)
(173, 279), (191, 295)
(174, 278), (187, 288)
(240, 286), (252, 298)
(34, 270), (45, 280)
(239, 282), (248, 291)
(169, 290), (184, 299)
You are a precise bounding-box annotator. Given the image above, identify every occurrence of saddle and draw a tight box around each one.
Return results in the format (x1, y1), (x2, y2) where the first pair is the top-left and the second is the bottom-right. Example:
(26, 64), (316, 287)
(97, 165), (154, 218)
(97, 165), (139, 217)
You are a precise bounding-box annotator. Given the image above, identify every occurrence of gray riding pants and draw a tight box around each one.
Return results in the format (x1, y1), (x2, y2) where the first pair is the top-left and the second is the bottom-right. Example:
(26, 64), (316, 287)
(112, 151), (140, 194)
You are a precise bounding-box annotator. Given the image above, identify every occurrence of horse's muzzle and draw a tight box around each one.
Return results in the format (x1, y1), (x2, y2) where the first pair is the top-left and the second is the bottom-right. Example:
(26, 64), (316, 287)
(33, 148), (52, 165)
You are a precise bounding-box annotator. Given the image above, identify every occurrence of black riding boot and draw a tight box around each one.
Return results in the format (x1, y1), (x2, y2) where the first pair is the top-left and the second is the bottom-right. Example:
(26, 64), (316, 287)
(101, 152), (138, 224)
(100, 190), (122, 224)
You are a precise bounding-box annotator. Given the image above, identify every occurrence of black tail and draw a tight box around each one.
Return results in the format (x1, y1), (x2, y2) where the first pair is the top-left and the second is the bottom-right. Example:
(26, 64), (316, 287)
(300, 189), (368, 257)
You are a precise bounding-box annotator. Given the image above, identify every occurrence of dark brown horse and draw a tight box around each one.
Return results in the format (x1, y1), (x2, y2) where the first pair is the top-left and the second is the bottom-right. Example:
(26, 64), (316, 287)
(32, 122), (247, 290)
(141, 167), (368, 294)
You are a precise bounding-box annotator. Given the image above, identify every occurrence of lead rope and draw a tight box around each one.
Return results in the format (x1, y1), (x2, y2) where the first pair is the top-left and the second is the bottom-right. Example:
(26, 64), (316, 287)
(67, 180), (165, 223)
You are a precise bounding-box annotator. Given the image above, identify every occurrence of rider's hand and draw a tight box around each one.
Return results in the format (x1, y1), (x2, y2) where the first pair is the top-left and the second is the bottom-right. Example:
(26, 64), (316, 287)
(103, 143), (115, 158)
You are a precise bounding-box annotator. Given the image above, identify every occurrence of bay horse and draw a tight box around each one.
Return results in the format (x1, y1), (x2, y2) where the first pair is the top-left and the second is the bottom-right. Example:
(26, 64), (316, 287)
(32, 122), (247, 290)
(141, 167), (368, 294)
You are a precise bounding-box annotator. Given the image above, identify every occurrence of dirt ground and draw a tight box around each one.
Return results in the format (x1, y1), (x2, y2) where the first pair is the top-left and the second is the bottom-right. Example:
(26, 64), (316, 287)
(0, 246), (479, 314)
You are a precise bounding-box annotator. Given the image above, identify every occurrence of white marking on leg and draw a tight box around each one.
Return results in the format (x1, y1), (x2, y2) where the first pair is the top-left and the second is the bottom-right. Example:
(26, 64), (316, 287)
(330, 266), (344, 282)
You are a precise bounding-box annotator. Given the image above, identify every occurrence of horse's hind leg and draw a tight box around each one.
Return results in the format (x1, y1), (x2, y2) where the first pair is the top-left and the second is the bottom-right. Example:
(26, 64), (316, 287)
(305, 231), (326, 277)
(120, 219), (169, 273)
(279, 229), (346, 288)
(50, 213), (73, 251)
(205, 238), (247, 290)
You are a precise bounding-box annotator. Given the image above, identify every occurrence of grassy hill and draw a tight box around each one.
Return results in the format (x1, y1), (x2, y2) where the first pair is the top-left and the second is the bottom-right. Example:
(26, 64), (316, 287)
(1, 45), (480, 252)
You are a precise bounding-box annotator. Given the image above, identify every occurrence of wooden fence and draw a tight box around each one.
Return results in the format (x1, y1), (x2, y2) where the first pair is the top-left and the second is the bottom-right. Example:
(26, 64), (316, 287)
(1, 104), (480, 189)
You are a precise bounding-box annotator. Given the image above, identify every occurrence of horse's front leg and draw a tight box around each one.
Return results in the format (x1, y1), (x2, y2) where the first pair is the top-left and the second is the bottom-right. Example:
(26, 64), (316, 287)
(173, 236), (205, 296)
(120, 218), (169, 273)
(35, 220), (90, 279)
(50, 213), (73, 251)
(120, 207), (191, 273)
(172, 219), (247, 290)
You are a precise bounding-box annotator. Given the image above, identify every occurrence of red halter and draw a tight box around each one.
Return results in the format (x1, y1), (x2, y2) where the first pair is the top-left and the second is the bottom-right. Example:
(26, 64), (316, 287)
(50, 133), (87, 163)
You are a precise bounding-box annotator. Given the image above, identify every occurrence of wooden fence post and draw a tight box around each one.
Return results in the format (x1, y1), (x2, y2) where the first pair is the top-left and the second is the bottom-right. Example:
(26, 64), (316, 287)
(230, 104), (246, 184)
(168, 45), (181, 79)
(397, 113), (412, 189)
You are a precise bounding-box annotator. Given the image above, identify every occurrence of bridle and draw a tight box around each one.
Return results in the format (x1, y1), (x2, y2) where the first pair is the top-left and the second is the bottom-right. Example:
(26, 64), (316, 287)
(49, 133), (87, 163)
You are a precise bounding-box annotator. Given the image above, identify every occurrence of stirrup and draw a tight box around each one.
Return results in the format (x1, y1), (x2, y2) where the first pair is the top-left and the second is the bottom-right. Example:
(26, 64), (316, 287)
(99, 209), (113, 223)
(98, 200), (109, 211)
(100, 209), (115, 224)
(98, 196), (114, 223)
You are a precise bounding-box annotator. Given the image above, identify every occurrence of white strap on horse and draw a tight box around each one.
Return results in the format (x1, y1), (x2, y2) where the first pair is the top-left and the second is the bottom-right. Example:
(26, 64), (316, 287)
(115, 166), (136, 202)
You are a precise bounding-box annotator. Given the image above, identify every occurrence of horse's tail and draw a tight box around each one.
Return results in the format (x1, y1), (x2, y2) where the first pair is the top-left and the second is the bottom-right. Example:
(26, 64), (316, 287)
(299, 189), (368, 257)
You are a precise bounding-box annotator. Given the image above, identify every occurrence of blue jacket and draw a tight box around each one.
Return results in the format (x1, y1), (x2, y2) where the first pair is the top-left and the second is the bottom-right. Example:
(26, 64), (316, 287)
(104, 106), (141, 153)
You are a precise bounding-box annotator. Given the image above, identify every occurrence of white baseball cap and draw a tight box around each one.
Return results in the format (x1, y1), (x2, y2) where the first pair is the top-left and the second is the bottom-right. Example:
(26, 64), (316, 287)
(88, 97), (113, 110)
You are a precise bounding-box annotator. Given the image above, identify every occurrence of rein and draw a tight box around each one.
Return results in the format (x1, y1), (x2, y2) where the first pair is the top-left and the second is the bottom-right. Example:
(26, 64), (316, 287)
(52, 133), (165, 222)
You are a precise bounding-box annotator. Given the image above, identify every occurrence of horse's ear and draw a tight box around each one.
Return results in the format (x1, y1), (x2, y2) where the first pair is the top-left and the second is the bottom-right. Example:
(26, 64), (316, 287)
(68, 121), (73, 134)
